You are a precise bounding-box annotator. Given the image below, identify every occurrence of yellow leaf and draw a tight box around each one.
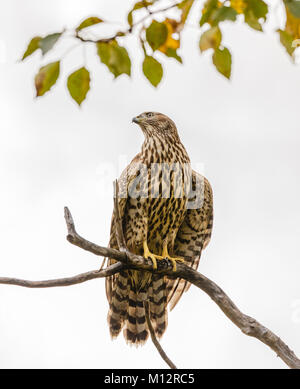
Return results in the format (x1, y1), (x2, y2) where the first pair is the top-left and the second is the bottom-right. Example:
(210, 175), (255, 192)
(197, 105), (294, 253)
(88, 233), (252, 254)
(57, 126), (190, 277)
(285, 4), (300, 39)
(278, 4), (300, 57)
(35, 61), (60, 97)
(199, 26), (222, 52)
(158, 19), (180, 55)
(230, 0), (246, 14)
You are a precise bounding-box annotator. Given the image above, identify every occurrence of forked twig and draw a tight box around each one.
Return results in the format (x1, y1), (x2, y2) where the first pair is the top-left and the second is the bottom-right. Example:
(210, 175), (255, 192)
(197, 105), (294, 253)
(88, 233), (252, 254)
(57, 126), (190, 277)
(144, 300), (177, 369)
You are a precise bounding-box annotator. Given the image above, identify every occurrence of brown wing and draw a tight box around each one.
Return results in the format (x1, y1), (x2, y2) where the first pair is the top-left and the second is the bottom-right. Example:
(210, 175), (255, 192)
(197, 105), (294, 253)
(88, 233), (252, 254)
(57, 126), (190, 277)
(166, 171), (213, 310)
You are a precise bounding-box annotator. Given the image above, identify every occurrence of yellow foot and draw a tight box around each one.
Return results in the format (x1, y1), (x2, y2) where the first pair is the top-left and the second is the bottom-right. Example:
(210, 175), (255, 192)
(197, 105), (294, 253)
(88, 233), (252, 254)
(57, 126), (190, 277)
(161, 246), (185, 271)
(143, 241), (163, 270)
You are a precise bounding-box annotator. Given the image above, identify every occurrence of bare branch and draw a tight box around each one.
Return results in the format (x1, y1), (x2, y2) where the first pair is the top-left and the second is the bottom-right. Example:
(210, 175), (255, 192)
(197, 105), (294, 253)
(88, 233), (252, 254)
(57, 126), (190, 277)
(176, 266), (300, 369)
(144, 300), (177, 369)
(62, 207), (300, 369)
(74, 2), (181, 43)
(64, 206), (128, 263)
(1, 206), (299, 369)
(0, 262), (124, 288)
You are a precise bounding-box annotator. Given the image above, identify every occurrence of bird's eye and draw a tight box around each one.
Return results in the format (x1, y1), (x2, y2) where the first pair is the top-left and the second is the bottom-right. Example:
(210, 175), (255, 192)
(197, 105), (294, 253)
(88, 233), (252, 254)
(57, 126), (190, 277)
(146, 112), (154, 118)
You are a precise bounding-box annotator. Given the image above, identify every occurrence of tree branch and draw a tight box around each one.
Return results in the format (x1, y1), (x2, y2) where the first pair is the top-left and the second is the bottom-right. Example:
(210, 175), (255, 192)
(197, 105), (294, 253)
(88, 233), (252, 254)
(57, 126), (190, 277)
(63, 207), (300, 369)
(1, 206), (299, 370)
(0, 262), (124, 288)
(74, 2), (181, 44)
(144, 300), (177, 369)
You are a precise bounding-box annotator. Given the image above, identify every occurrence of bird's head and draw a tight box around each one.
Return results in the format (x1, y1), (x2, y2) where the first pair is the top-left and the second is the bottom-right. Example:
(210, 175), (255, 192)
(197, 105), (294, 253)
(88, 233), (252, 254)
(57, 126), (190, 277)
(132, 112), (179, 140)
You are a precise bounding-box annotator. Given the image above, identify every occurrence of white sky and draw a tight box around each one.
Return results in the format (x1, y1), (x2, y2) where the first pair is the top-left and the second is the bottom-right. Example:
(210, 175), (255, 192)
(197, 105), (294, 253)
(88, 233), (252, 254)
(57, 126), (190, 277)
(0, 0), (300, 368)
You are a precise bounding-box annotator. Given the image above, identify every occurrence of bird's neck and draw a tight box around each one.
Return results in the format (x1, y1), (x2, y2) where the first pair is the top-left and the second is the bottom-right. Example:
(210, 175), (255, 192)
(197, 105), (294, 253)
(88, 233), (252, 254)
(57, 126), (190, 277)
(141, 135), (190, 165)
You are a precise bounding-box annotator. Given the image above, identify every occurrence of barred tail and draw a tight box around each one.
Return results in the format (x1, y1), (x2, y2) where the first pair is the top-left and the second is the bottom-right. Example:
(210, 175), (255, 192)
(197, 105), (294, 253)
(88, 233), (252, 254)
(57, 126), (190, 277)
(107, 270), (129, 338)
(123, 286), (148, 345)
(148, 274), (168, 338)
(107, 270), (168, 346)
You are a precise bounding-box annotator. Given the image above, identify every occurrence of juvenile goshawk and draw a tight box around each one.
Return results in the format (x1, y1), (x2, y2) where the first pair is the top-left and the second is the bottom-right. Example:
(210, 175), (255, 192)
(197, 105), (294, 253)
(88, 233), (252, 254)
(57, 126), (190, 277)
(106, 112), (213, 345)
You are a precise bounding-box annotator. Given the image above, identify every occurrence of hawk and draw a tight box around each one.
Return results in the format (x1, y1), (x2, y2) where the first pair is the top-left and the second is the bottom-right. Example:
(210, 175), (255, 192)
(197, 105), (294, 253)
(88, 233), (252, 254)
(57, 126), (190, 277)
(106, 112), (213, 345)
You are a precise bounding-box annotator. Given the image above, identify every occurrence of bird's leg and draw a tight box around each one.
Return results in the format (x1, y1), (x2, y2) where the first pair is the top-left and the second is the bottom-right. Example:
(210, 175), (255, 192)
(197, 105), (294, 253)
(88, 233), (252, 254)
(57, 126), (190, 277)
(143, 241), (163, 270)
(161, 244), (184, 272)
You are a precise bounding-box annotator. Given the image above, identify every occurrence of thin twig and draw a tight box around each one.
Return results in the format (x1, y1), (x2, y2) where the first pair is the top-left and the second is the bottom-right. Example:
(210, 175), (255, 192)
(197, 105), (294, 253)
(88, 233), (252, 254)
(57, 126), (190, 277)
(0, 262), (124, 288)
(64, 206), (128, 262)
(74, 2), (181, 44)
(144, 301), (177, 369)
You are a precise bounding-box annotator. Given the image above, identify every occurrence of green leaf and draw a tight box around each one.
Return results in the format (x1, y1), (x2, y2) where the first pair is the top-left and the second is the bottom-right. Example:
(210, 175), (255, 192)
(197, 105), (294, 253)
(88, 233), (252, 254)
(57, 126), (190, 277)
(39, 33), (62, 56)
(212, 47), (231, 79)
(199, 26), (222, 52)
(128, 1), (153, 26)
(248, 0), (268, 19)
(165, 48), (183, 63)
(286, 0), (300, 18)
(67, 67), (90, 106)
(243, 0), (268, 31)
(76, 17), (103, 31)
(142, 55), (163, 87)
(210, 6), (238, 25)
(200, 0), (218, 26)
(278, 29), (296, 57)
(146, 20), (168, 51)
(244, 8), (262, 31)
(22, 36), (41, 60)
(35, 61), (60, 97)
(97, 40), (131, 78)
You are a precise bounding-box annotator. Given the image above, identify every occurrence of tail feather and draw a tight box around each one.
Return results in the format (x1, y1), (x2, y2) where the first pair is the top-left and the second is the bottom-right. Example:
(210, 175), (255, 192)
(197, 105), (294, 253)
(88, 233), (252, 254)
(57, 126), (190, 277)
(107, 270), (168, 345)
(148, 275), (168, 338)
(124, 288), (148, 345)
(107, 270), (130, 338)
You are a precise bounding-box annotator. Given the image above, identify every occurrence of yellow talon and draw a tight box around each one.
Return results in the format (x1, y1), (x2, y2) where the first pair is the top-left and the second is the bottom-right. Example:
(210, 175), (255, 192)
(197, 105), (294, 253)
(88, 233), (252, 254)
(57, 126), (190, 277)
(143, 241), (163, 270)
(143, 242), (184, 271)
(161, 245), (184, 271)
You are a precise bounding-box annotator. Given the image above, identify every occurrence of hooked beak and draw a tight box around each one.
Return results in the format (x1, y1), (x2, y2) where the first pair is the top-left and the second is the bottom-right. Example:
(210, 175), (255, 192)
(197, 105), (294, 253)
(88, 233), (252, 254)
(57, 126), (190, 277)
(132, 116), (141, 124)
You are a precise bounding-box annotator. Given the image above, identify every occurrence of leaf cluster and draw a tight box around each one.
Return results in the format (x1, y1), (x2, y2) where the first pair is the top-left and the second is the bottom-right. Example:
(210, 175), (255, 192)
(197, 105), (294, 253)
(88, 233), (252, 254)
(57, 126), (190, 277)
(21, 0), (300, 104)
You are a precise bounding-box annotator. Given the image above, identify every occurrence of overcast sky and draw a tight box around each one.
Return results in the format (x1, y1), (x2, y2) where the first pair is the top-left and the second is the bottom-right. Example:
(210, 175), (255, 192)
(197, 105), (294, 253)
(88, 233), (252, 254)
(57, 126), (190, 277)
(0, 0), (300, 369)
